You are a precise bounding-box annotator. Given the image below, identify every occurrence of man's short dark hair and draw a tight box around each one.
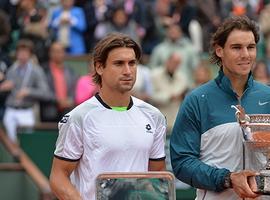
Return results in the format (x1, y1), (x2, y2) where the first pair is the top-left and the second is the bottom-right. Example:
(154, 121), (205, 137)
(210, 15), (260, 67)
(92, 33), (141, 86)
(16, 39), (34, 54)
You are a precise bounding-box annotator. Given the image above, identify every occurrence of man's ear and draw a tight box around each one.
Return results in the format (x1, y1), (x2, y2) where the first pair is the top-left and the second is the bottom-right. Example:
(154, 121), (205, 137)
(95, 62), (103, 76)
(215, 45), (223, 58)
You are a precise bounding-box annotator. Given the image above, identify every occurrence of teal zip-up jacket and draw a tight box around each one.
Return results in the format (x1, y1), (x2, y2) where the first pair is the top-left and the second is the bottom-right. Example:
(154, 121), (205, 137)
(170, 70), (270, 199)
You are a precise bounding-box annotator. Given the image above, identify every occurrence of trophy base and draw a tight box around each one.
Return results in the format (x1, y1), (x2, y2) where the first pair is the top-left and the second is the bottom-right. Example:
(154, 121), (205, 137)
(253, 170), (270, 195)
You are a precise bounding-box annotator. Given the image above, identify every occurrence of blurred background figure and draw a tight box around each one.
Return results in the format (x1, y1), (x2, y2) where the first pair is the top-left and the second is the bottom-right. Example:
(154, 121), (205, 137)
(0, 9), (11, 123)
(13, 0), (49, 63)
(0, 9), (11, 65)
(153, 0), (174, 38)
(170, 0), (203, 54)
(40, 42), (77, 122)
(75, 65), (98, 105)
(131, 64), (153, 103)
(258, 1), (270, 60)
(264, 33), (270, 73)
(192, 60), (212, 88)
(149, 23), (199, 85)
(0, 39), (50, 143)
(83, 0), (110, 52)
(48, 0), (86, 55)
(94, 4), (140, 44)
(252, 60), (270, 85)
(0, 60), (8, 124)
(221, 0), (257, 19)
(194, 0), (221, 52)
(151, 52), (188, 132)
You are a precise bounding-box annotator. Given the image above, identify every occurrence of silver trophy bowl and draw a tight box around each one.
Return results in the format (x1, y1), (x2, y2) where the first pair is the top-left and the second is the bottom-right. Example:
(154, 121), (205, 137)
(241, 114), (270, 194)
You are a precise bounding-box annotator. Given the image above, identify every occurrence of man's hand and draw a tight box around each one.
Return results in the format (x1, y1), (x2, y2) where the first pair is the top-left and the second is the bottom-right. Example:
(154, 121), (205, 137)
(230, 170), (260, 199)
(16, 88), (30, 100)
(0, 80), (14, 91)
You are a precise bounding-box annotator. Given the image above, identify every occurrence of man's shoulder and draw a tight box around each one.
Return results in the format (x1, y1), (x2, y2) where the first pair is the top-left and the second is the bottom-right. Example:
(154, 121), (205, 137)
(253, 81), (270, 93)
(133, 96), (158, 110)
(188, 80), (216, 97)
(132, 97), (165, 119)
(63, 97), (99, 122)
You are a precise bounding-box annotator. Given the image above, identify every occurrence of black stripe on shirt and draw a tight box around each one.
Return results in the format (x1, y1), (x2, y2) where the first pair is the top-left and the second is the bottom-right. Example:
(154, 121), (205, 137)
(149, 156), (166, 161)
(54, 154), (80, 162)
(95, 93), (133, 110)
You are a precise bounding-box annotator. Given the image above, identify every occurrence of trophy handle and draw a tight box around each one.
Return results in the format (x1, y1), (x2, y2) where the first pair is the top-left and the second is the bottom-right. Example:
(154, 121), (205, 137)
(231, 105), (250, 125)
(266, 152), (270, 170)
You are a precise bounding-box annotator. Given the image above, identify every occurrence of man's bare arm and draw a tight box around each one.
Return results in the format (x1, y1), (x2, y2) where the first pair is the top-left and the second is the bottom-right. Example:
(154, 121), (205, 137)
(148, 159), (166, 171)
(49, 157), (82, 200)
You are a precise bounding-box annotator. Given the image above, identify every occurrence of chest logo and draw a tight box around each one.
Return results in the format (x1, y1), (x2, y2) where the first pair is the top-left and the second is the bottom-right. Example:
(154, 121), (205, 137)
(259, 101), (270, 106)
(146, 124), (153, 133)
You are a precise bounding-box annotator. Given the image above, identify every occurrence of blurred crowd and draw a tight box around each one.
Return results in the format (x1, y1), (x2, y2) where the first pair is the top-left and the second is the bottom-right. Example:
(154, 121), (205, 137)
(1, 0), (270, 142)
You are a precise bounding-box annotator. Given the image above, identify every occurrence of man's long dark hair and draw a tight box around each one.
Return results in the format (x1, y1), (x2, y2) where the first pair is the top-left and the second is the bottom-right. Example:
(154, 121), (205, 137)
(209, 15), (260, 67)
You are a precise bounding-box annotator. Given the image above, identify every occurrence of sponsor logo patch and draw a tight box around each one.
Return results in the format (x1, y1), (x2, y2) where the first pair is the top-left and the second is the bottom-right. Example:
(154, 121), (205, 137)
(60, 115), (70, 123)
(258, 101), (270, 106)
(146, 124), (153, 133)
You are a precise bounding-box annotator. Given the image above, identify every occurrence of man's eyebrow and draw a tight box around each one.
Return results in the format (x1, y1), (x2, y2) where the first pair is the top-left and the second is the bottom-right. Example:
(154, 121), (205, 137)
(112, 59), (137, 62)
(230, 42), (256, 46)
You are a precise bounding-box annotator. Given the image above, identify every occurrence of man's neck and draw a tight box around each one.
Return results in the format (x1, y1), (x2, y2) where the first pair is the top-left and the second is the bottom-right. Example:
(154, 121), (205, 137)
(230, 76), (248, 98)
(99, 90), (131, 107)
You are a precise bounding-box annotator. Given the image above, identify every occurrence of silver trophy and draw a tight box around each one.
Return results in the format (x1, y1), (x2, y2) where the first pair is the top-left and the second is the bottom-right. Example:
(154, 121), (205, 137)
(232, 105), (270, 194)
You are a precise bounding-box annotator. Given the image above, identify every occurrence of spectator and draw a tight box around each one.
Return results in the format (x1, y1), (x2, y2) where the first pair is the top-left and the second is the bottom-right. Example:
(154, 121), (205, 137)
(192, 60), (212, 88)
(75, 66), (98, 105)
(49, 0), (86, 55)
(95, 5), (140, 44)
(131, 64), (153, 102)
(139, 0), (164, 55)
(221, 0), (258, 19)
(259, 2), (270, 56)
(151, 52), (188, 131)
(15, 0), (49, 63)
(149, 23), (199, 85)
(0, 60), (8, 123)
(263, 37), (270, 74)
(83, 0), (110, 51)
(40, 42), (77, 122)
(0, 9), (11, 62)
(194, 0), (222, 52)
(171, 0), (197, 38)
(0, 39), (50, 143)
(171, 0), (203, 53)
(153, 0), (174, 39)
(253, 60), (270, 85)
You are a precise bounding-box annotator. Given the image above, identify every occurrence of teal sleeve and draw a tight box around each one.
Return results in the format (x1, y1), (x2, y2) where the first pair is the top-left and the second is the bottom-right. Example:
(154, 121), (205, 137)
(170, 95), (230, 192)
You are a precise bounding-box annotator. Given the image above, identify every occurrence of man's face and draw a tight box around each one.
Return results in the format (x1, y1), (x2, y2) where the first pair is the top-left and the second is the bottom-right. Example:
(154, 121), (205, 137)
(61, 0), (74, 9)
(166, 53), (181, 73)
(16, 48), (32, 65)
(216, 29), (256, 79)
(113, 9), (128, 27)
(97, 47), (137, 94)
(167, 25), (181, 42)
(50, 43), (65, 64)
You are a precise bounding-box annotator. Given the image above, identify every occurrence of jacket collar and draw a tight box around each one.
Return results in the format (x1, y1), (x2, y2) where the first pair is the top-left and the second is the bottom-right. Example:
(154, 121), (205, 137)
(215, 69), (254, 98)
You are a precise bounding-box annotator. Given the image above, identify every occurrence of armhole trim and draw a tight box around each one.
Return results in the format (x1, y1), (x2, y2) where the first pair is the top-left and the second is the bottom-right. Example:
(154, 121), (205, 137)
(54, 154), (80, 162)
(149, 156), (166, 161)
